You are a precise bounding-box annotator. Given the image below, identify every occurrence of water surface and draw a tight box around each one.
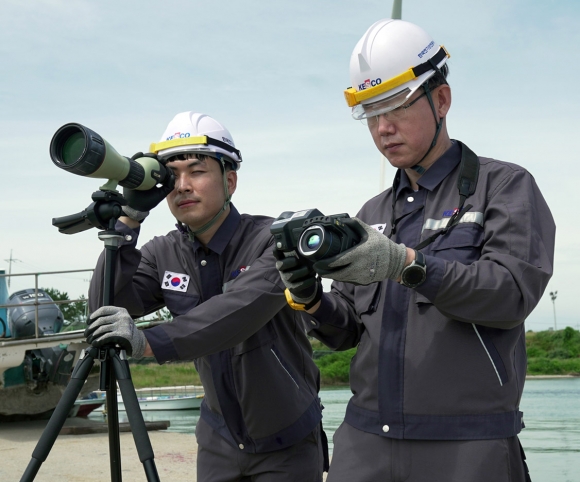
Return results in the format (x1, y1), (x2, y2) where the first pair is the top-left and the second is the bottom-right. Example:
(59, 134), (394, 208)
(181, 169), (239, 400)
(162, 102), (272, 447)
(89, 378), (580, 481)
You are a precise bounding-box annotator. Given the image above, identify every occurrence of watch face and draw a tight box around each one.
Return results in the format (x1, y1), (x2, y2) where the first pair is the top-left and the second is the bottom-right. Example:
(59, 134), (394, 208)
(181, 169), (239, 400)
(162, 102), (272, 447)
(403, 266), (426, 287)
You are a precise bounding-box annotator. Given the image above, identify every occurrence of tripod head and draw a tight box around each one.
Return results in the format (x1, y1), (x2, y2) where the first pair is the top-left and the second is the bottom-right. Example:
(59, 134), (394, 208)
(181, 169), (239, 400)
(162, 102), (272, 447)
(52, 190), (126, 235)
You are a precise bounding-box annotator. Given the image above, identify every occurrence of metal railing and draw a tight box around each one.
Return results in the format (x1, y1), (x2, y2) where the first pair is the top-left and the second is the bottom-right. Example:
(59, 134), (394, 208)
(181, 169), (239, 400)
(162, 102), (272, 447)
(0, 269), (171, 342)
(0, 269), (93, 340)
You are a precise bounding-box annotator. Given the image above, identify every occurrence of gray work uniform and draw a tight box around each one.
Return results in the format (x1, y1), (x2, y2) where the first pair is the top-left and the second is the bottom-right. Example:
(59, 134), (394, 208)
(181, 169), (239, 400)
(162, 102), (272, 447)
(89, 205), (324, 481)
(306, 141), (555, 482)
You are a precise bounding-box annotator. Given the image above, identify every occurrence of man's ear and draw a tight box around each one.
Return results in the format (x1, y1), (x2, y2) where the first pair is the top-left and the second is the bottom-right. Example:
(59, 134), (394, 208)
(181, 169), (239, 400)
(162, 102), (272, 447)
(227, 170), (237, 196)
(436, 84), (452, 118)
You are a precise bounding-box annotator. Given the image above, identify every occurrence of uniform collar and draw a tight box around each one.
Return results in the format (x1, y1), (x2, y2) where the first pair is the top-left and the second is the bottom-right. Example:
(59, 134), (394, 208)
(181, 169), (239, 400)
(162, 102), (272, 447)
(191, 204), (241, 255)
(395, 140), (461, 196)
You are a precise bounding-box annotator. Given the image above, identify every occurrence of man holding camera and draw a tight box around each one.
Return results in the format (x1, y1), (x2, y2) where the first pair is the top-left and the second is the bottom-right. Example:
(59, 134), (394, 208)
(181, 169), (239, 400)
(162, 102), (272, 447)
(86, 112), (325, 481)
(276, 20), (555, 482)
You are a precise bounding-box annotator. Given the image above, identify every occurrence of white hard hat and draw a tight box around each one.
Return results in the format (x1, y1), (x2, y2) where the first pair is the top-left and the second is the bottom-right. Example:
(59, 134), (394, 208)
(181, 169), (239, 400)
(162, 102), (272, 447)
(150, 112), (242, 170)
(344, 19), (450, 120)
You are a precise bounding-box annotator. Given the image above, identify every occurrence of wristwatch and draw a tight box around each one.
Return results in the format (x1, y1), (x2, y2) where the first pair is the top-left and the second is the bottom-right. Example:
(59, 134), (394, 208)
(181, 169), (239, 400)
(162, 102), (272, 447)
(400, 249), (427, 288)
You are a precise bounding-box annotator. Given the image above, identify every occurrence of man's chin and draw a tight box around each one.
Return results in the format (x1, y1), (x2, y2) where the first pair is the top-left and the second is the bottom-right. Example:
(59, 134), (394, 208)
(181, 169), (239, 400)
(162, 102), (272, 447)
(382, 154), (413, 170)
(175, 215), (201, 229)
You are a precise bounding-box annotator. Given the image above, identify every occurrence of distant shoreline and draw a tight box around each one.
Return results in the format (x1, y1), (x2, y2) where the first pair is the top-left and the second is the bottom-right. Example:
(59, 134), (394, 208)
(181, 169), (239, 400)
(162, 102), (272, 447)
(525, 374), (580, 379)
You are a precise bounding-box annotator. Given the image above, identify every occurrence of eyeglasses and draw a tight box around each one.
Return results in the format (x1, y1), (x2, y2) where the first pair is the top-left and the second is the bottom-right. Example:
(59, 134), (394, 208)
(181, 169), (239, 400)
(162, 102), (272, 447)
(363, 91), (428, 126)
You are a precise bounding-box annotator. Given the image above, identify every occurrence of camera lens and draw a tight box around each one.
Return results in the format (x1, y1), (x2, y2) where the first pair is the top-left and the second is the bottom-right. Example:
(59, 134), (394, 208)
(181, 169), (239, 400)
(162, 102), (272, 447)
(306, 233), (321, 250)
(298, 225), (342, 260)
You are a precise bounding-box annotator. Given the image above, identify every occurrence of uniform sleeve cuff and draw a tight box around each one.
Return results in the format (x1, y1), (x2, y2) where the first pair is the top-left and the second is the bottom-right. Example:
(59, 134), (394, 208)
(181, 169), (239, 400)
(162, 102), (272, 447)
(144, 326), (179, 364)
(304, 292), (333, 327)
(115, 220), (140, 247)
(415, 254), (445, 301)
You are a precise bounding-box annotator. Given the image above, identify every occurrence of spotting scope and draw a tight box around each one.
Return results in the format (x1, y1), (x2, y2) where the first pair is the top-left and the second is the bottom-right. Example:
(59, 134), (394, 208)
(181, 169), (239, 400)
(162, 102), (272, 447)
(50, 123), (171, 191)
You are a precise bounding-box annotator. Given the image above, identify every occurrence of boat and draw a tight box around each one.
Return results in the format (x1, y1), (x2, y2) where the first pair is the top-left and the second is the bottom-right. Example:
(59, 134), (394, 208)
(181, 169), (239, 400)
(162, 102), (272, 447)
(92, 385), (204, 412)
(73, 395), (107, 417)
(0, 269), (98, 420)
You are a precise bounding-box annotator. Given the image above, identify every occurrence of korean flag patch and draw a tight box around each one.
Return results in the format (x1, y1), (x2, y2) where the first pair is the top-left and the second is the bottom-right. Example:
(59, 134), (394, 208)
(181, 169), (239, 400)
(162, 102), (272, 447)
(162, 271), (190, 293)
(370, 223), (387, 234)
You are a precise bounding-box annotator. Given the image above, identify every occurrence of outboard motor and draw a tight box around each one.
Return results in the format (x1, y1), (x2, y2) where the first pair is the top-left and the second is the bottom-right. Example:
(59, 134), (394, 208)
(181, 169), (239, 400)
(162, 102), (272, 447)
(7, 289), (64, 338)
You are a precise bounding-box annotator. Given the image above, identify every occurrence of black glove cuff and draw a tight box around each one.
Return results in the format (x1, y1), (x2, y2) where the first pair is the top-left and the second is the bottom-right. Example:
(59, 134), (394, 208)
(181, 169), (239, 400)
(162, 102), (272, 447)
(285, 279), (323, 311)
(122, 205), (150, 223)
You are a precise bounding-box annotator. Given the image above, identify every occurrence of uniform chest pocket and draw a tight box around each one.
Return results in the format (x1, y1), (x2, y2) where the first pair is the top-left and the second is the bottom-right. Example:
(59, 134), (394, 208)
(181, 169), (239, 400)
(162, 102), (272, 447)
(354, 282), (382, 317)
(163, 291), (200, 317)
(427, 224), (484, 265)
(232, 321), (278, 356)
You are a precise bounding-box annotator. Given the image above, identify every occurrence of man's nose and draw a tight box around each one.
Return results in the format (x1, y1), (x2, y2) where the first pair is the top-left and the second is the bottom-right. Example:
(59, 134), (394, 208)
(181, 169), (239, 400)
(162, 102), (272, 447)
(175, 175), (192, 193)
(376, 114), (396, 135)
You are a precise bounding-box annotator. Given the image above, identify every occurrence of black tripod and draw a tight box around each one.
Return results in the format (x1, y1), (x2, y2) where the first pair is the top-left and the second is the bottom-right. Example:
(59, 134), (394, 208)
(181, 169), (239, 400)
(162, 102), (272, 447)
(21, 190), (160, 482)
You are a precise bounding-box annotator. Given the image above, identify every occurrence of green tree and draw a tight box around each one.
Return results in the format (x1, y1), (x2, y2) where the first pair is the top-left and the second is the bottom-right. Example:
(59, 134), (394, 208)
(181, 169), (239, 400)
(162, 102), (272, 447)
(43, 288), (88, 330)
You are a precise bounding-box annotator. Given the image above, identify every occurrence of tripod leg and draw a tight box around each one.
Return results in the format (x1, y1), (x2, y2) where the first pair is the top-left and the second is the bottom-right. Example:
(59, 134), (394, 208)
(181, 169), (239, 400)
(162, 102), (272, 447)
(101, 353), (123, 481)
(20, 347), (98, 482)
(112, 348), (160, 482)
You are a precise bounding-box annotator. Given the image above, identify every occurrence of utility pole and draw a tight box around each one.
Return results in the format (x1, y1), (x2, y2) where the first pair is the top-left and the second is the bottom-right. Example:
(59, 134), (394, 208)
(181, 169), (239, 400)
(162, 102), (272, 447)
(3, 249), (22, 289)
(391, 0), (402, 19)
(549, 291), (558, 330)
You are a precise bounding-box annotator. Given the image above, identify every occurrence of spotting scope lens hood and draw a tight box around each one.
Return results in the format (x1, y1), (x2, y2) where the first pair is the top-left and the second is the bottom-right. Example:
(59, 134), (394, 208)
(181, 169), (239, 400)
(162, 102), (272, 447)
(50, 123), (169, 191)
(50, 123), (108, 176)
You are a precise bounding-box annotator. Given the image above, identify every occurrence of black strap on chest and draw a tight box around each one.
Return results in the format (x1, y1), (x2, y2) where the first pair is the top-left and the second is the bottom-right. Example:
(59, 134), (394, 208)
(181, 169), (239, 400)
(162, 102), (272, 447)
(389, 142), (480, 251)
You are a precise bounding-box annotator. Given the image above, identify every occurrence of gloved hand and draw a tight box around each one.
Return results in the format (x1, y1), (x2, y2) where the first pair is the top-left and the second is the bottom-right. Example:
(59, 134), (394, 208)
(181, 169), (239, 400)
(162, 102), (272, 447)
(313, 217), (408, 286)
(84, 306), (147, 359)
(273, 248), (321, 309)
(122, 153), (175, 222)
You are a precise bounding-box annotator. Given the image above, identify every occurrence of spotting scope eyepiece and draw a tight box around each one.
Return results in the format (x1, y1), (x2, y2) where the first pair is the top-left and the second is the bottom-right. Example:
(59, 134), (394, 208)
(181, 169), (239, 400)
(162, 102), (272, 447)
(50, 123), (170, 191)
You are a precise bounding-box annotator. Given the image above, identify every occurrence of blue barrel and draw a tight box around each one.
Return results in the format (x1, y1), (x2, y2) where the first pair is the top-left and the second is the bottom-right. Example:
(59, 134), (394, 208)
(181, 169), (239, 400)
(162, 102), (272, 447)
(0, 269), (9, 337)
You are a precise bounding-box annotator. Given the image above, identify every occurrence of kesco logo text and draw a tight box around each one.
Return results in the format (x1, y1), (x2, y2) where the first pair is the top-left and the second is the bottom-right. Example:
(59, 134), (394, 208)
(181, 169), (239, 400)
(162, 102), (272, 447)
(358, 77), (382, 91)
(166, 132), (191, 140)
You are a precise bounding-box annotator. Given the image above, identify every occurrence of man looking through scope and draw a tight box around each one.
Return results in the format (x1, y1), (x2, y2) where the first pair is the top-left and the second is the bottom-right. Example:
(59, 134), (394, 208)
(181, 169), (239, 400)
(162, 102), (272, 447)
(86, 112), (326, 481)
(276, 19), (555, 482)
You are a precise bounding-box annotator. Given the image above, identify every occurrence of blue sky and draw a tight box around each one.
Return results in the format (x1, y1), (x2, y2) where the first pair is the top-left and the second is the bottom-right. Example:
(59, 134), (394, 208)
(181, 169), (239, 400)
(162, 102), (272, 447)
(1, 0), (578, 331)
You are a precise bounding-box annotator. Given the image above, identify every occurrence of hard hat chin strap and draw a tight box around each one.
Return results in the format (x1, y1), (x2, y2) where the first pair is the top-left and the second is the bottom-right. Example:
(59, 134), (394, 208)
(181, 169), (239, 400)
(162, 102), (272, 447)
(186, 157), (232, 242)
(411, 61), (448, 174)
(411, 85), (445, 175)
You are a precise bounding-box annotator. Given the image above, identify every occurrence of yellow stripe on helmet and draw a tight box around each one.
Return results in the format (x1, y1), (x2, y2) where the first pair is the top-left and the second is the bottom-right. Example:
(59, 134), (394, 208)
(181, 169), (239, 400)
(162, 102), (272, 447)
(344, 68), (417, 107)
(149, 136), (209, 154)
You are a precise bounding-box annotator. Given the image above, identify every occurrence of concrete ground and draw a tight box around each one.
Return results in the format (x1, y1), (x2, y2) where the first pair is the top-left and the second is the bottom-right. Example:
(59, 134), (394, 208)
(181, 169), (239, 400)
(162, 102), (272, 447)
(0, 417), (329, 481)
(0, 417), (197, 481)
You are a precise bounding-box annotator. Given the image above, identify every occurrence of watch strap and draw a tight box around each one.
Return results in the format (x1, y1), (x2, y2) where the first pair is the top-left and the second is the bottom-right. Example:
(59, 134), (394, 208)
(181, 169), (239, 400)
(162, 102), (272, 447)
(414, 249), (426, 267)
(284, 287), (322, 311)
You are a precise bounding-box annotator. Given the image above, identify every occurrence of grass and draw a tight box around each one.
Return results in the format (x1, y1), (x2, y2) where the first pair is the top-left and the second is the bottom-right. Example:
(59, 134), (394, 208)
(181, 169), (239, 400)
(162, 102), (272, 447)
(128, 329), (580, 388)
(129, 361), (201, 389)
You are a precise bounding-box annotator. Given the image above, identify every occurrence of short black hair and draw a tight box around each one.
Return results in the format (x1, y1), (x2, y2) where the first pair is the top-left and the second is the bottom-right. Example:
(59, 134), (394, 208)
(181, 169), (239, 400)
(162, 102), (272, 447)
(426, 63), (449, 91)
